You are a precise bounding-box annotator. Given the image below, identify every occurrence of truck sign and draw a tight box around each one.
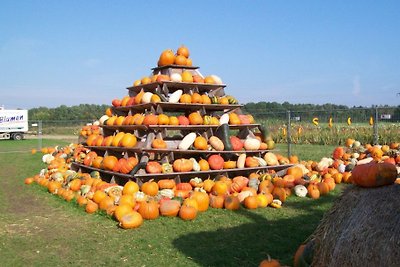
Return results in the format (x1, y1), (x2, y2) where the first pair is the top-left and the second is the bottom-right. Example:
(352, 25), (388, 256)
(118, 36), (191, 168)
(0, 109), (28, 140)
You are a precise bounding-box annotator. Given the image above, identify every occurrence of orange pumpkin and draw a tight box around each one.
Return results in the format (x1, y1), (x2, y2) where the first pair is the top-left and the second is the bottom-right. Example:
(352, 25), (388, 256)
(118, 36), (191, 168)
(180, 94), (192, 104)
(157, 114), (170, 125)
(159, 199), (181, 217)
(211, 181), (228, 196)
(114, 204), (133, 221)
(157, 179), (176, 189)
(85, 200), (99, 214)
(208, 154), (224, 170)
(138, 201), (159, 220)
(230, 136), (244, 151)
(190, 191), (209, 212)
(141, 180), (159, 196)
(317, 182), (330, 195)
(119, 133), (137, 147)
(119, 211), (143, 229)
(119, 157), (138, 174)
(176, 182), (193, 191)
(102, 156), (118, 171)
(351, 161), (397, 187)
(152, 138), (167, 149)
(173, 159), (193, 172)
(188, 112), (204, 125)
(286, 166), (303, 180)
(243, 196), (259, 209)
(158, 49), (175, 66)
(146, 161), (162, 174)
(199, 158), (210, 171)
(179, 205), (197, 220)
(209, 194), (225, 209)
(176, 45), (190, 58)
(122, 181), (139, 195)
(307, 184), (320, 199)
(259, 179), (274, 194)
(174, 55), (187, 65)
(272, 187), (287, 202)
(142, 114), (158, 125)
(224, 195), (240, 210)
(332, 147), (345, 160)
(99, 196), (115, 211)
(194, 136), (208, 150)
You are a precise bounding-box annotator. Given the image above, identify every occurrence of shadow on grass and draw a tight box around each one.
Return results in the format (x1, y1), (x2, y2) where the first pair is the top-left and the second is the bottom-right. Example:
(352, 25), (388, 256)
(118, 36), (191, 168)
(173, 195), (338, 267)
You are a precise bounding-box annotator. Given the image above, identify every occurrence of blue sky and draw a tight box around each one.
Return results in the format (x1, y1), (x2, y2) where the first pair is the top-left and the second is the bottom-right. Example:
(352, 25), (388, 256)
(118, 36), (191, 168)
(1, 0), (399, 109)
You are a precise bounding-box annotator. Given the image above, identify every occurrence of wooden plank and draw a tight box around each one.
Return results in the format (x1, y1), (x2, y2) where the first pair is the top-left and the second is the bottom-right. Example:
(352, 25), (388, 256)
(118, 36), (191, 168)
(72, 162), (292, 183)
(112, 102), (243, 114)
(127, 81), (226, 94)
(101, 124), (261, 132)
(151, 65), (199, 71)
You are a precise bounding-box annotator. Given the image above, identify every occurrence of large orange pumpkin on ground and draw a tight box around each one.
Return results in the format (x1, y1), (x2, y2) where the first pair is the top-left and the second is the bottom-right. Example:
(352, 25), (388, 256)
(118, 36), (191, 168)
(190, 191), (209, 212)
(351, 161), (397, 187)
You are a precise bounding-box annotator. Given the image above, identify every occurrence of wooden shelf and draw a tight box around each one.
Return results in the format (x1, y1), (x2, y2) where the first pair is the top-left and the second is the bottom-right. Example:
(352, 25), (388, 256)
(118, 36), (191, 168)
(151, 65), (199, 71)
(86, 145), (272, 156)
(113, 102), (243, 114)
(101, 123), (261, 132)
(127, 81), (226, 94)
(72, 162), (292, 182)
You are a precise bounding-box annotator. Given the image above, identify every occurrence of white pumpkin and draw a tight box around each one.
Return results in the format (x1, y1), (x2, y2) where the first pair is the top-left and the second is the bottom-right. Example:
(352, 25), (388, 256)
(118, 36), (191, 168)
(353, 141), (361, 148)
(264, 152), (279, 166)
(244, 138), (261, 150)
(189, 158), (201, 172)
(210, 75), (223, 84)
(170, 73), (182, 82)
(159, 189), (175, 199)
(178, 132), (197, 150)
(168, 90), (183, 103)
(338, 163), (346, 173)
(141, 92), (154, 103)
(237, 153), (247, 168)
(99, 115), (109, 125)
(294, 185), (307, 197)
(253, 156), (267, 166)
(219, 114), (229, 125)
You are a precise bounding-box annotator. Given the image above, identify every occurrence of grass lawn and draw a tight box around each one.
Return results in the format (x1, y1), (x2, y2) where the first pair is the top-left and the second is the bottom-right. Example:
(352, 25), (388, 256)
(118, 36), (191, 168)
(0, 139), (344, 266)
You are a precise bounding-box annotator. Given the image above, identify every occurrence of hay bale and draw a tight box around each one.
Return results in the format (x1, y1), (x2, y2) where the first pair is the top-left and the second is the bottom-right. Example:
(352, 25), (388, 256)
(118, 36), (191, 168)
(310, 184), (400, 267)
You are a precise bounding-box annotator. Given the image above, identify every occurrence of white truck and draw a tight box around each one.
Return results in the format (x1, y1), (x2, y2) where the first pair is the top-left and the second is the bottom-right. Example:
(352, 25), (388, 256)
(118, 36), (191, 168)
(0, 108), (28, 140)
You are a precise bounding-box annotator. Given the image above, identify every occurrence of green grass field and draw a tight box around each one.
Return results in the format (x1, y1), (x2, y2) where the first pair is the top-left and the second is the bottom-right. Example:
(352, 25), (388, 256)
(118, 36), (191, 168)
(0, 139), (344, 266)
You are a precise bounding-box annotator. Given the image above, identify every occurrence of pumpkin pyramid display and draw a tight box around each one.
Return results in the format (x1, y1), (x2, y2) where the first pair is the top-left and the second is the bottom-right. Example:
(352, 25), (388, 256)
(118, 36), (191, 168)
(73, 45), (292, 186)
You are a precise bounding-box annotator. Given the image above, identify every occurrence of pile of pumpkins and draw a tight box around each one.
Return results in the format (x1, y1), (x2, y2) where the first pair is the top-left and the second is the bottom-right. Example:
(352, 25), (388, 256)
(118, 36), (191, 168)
(132, 45), (224, 86)
(110, 91), (238, 107)
(330, 139), (400, 169)
(25, 141), (358, 230)
(99, 112), (254, 128)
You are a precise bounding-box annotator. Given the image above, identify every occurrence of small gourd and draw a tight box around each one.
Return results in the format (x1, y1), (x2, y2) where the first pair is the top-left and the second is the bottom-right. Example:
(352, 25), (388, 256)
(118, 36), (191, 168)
(293, 185), (307, 197)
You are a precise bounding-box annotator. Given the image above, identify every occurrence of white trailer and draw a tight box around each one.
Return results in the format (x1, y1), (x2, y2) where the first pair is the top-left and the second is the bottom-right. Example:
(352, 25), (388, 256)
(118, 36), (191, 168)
(0, 109), (28, 140)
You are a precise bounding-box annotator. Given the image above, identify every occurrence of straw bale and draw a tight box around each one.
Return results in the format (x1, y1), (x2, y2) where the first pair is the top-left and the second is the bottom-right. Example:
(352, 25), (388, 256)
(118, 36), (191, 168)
(311, 184), (400, 267)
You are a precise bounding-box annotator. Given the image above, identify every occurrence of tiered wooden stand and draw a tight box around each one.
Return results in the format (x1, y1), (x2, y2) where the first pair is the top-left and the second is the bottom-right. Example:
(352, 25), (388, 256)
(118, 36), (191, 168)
(72, 65), (291, 185)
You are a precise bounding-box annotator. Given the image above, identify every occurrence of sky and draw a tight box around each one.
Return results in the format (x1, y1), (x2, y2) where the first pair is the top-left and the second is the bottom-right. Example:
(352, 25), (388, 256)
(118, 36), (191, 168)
(1, 0), (400, 109)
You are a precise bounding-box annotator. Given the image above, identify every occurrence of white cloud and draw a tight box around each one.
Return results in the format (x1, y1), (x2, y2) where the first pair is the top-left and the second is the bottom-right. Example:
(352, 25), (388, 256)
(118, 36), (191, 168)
(352, 75), (361, 96)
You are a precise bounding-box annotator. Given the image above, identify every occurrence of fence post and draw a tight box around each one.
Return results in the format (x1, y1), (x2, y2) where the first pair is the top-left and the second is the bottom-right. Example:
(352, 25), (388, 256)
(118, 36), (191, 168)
(373, 107), (378, 145)
(287, 110), (291, 158)
(38, 120), (43, 150)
